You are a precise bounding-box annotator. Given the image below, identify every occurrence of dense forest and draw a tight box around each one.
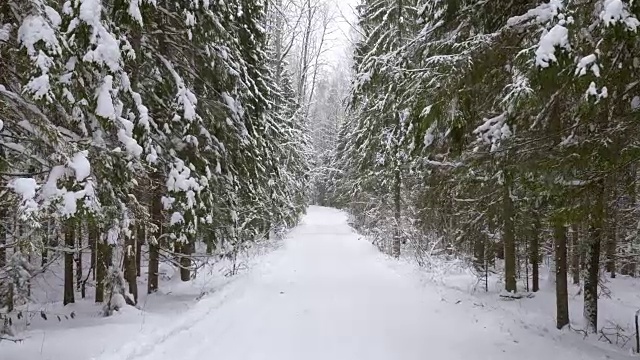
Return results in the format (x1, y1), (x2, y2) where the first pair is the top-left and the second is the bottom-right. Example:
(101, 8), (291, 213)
(316, 0), (640, 333)
(0, 0), (315, 316)
(3, 0), (640, 353)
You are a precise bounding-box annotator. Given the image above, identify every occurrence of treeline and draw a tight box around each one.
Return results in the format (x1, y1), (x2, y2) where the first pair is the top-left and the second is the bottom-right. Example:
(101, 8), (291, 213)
(0, 0), (308, 315)
(325, 0), (640, 333)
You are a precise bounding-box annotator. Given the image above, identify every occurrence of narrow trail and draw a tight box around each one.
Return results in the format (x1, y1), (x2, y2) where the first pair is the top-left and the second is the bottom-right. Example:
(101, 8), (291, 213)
(98, 206), (623, 360)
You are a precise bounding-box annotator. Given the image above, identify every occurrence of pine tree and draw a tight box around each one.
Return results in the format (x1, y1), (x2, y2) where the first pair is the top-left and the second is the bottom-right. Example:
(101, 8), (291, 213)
(341, 0), (420, 257)
(1, 0), (312, 320)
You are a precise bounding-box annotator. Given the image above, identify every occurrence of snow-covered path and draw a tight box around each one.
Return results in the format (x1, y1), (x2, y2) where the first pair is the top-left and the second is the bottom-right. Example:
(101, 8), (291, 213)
(93, 206), (625, 360)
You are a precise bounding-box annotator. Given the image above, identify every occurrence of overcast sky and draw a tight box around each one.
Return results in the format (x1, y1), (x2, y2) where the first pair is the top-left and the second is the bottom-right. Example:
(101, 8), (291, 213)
(322, 0), (360, 69)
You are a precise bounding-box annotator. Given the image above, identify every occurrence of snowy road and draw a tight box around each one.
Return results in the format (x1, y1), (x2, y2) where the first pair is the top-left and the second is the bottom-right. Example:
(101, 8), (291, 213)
(97, 206), (624, 360)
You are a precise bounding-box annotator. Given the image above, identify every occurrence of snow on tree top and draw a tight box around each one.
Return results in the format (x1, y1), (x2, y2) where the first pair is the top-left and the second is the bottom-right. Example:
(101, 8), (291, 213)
(600, 0), (640, 29)
(0, 24), (11, 43)
(506, 0), (563, 27)
(575, 54), (600, 77)
(96, 75), (116, 120)
(69, 151), (91, 182)
(9, 178), (38, 203)
(535, 24), (570, 68)
(18, 15), (61, 57)
(79, 0), (122, 71)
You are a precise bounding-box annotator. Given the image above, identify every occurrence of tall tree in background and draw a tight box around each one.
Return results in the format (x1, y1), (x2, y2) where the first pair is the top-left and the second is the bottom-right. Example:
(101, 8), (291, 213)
(340, 0), (420, 257)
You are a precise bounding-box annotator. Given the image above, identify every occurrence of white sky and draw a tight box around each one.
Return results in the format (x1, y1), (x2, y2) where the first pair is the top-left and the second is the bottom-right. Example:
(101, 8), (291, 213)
(323, 0), (360, 69)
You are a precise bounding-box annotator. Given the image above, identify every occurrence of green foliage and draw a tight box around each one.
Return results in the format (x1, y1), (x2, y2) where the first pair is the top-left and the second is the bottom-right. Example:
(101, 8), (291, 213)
(0, 0), (309, 313)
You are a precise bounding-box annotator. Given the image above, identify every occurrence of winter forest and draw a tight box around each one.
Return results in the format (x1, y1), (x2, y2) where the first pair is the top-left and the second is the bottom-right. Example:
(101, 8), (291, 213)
(3, 0), (640, 359)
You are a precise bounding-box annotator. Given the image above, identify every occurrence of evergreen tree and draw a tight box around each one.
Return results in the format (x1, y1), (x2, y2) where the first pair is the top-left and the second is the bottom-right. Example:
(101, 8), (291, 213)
(0, 0), (311, 319)
(340, 0), (421, 257)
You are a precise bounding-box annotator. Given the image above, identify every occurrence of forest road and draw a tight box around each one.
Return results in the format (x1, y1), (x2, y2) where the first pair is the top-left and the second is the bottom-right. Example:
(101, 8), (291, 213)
(98, 206), (625, 360)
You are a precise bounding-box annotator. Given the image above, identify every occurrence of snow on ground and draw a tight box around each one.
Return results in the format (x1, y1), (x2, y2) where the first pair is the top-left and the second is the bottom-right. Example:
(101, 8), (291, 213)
(0, 238), (278, 360)
(3, 206), (636, 359)
(406, 253), (640, 356)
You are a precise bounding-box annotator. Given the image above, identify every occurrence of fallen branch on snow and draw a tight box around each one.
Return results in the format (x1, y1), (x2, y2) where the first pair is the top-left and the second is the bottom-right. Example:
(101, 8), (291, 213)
(0, 336), (22, 343)
(498, 292), (535, 300)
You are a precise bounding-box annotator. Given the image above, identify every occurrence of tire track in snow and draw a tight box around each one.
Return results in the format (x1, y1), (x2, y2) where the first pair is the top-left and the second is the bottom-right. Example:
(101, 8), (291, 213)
(93, 242), (291, 360)
(92, 274), (249, 360)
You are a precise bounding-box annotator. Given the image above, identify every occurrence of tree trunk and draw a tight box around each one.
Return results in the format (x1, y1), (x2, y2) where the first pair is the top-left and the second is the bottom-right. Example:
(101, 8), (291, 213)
(624, 165), (637, 277)
(0, 207), (11, 311)
(90, 223), (97, 280)
(41, 220), (51, 267)
(605, 213), (616, 279)
(553, 218), (569, 329)
(571, 224), (580, 285)
(148, 239), (159, 293)
(502, 169), (517, 293)
(63, 220), (75, 306)
(0, 147), (5, 271)
(391, 109), (402, 259)
(148, 189), (162, 294)
(17, 223), (32, 298)
(75, 224), (83, 292)
(530, 216), (540, 293)
(495, 241), (505, 260)
(628, 251), (637, 277)
(485, 219), (496, 267)
(95, 227), (107, 303)
(0, 207), (6, 269)
(136, 225), (144, 277)
(273, 0), (284, 86)
(489, 214), (504, 261)
(125, 226), (139, 304)
(206, 231), (215, 255)
(604, 172), (617, 278)
(296, 0), (313, 108)
(584, 181), (604, 333)
(129, 22), (144, 283)
(179, 241), (192, 282)
(392, 164), (401, 258)
(473, 232), (485, 271)
(0, 147), (4, 269)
